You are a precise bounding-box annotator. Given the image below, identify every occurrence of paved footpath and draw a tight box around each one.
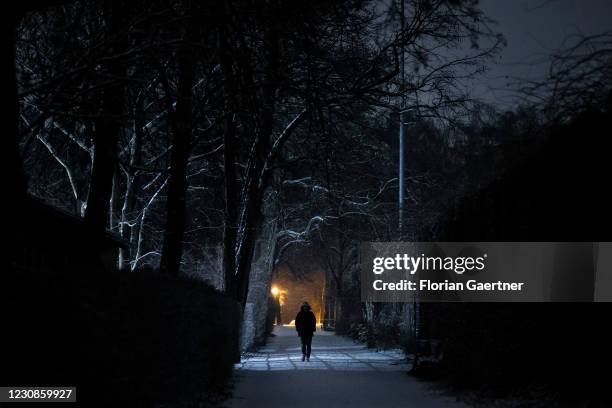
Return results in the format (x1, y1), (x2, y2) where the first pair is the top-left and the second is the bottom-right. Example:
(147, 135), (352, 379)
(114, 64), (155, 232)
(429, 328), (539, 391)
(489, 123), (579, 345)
(227, 326), (469, 408)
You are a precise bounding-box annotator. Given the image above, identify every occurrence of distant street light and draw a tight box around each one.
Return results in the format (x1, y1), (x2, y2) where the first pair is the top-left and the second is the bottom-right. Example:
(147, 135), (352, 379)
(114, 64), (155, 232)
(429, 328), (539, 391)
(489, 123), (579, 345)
(270, 285), (283, 325)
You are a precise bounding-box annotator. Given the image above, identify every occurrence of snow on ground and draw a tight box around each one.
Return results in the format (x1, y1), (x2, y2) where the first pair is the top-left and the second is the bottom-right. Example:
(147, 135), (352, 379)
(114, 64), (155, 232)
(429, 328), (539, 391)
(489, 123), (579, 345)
(227, 326), (469, 408)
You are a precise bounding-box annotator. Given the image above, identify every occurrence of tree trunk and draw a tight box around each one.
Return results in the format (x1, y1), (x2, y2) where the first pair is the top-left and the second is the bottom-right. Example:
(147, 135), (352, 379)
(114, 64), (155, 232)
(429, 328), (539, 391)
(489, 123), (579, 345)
(219, 24), (239, 296)
(232, 19), (280, 307)
(109, 167), (119, 232)
(118, 97), (144, 269)
(234, 186), (265, 306)
(84, 0), (128, 243)
(222, 114), (238, 294)
(159, 21), (197, 276)
(10, 9), (28, 237)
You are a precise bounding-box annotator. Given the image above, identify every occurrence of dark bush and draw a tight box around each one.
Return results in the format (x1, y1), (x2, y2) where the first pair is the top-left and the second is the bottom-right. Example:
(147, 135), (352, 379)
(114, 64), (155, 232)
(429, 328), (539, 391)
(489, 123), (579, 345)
(2, 266), (241, 407)
(428, 105), (612, 403)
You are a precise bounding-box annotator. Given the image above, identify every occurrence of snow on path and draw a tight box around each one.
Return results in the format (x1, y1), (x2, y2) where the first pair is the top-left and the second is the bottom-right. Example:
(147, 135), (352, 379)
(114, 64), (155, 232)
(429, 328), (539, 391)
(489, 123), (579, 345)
(227, 326), (469, 408)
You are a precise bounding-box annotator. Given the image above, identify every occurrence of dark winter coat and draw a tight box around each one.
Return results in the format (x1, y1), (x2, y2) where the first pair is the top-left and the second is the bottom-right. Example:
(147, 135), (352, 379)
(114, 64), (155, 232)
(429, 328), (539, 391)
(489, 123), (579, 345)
(295, 309), (316, 337)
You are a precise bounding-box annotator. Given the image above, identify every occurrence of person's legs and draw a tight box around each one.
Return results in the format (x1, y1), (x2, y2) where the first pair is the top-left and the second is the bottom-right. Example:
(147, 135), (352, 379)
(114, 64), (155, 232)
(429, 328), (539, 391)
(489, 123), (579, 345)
(304, 335), (312, 360)
(301, 336), (307, 359)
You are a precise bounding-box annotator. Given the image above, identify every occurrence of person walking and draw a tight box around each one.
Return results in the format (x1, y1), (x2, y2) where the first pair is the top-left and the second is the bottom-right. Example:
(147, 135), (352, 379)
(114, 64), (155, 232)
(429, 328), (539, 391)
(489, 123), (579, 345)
(295, 302), (316, 361)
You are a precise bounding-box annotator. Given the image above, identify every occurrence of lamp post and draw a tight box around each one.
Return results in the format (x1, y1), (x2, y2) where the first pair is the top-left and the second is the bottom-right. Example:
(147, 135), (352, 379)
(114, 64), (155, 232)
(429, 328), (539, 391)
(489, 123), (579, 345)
(399, 110), (405, 240)
(398, 0), (406, 241)
(398, 0), (420, 369)
(399, 107), (414, 241)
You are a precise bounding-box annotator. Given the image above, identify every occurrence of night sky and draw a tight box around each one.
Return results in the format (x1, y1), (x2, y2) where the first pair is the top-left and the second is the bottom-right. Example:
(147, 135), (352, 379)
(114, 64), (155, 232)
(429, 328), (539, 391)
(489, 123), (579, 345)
(476, 0), (612, 107)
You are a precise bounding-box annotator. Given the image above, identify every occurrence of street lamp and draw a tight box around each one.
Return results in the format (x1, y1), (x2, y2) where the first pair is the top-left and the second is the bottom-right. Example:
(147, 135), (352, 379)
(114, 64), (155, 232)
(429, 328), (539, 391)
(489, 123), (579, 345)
(270, 285), (282, 325)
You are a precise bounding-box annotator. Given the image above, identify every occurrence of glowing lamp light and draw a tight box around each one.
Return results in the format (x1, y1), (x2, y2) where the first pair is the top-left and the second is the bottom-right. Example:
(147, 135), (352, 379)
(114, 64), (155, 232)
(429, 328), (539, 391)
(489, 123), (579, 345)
(271, 286), (280, 297)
